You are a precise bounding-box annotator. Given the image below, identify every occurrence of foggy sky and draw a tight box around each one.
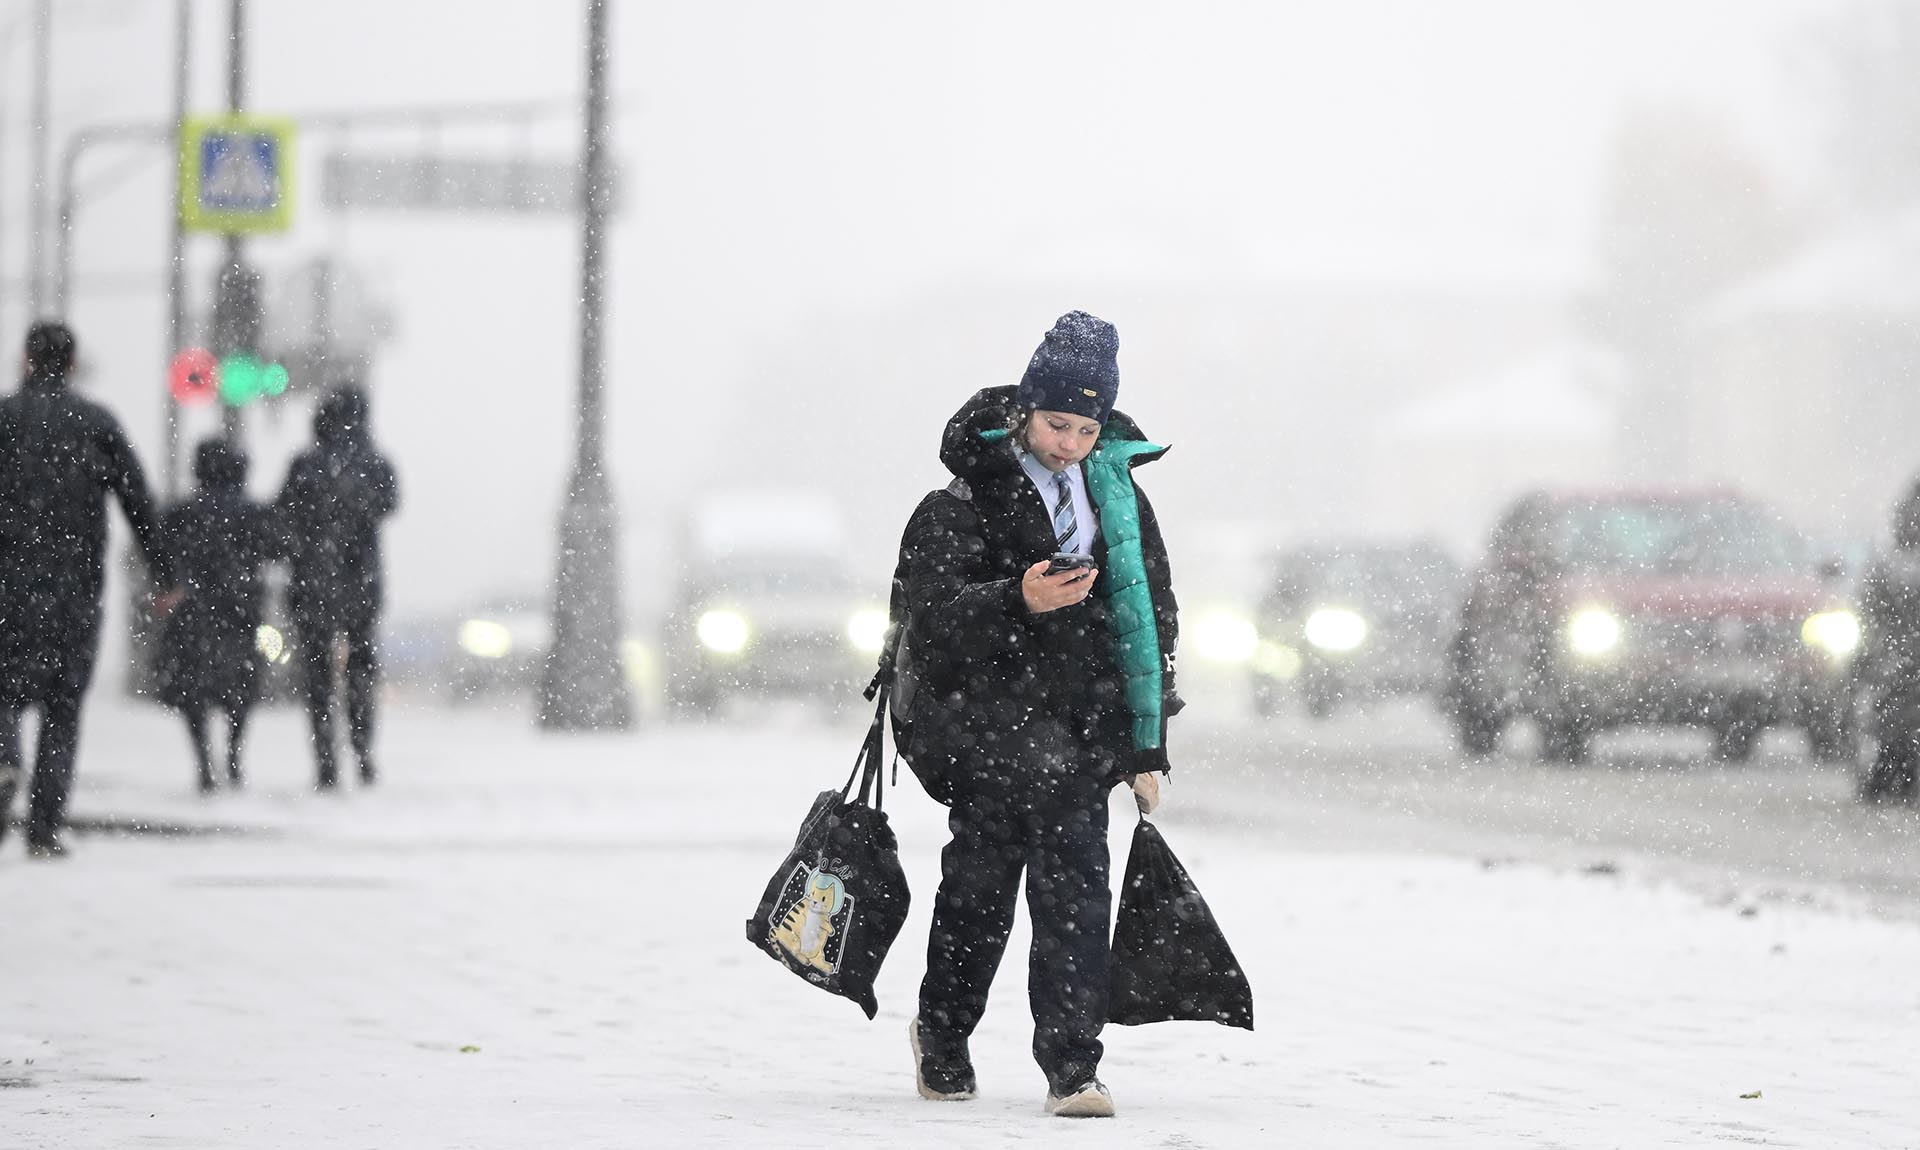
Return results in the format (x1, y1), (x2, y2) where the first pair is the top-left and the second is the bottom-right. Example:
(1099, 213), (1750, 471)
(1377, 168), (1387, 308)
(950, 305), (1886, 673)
(0, 0), (1835, 616)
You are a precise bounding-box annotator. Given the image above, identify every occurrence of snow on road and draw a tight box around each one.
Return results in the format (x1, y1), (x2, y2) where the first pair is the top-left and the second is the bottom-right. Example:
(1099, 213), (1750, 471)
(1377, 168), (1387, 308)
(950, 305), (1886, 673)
(1, 699), (1916, 1148)
(1194, 698), (1920, 917)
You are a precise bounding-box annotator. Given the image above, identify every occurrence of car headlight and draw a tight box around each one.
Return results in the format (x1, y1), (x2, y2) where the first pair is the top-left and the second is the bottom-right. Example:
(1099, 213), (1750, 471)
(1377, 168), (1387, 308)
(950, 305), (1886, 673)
(1304, 607), (1367, 652)
(254, 624), (291, 665)
(1566, 607), (1622, 657)
(458, 619), (514, 660)
(696, 609), (750, 654)
(847, 608), (890, 654)
(1192, 610), (1260, 664)
(1802, 610), (1860, 658)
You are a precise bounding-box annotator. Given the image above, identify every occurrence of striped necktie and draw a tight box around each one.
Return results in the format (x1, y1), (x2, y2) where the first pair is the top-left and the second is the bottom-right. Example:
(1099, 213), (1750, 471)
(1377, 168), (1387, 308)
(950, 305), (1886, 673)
(1052, 469), (1079, 552)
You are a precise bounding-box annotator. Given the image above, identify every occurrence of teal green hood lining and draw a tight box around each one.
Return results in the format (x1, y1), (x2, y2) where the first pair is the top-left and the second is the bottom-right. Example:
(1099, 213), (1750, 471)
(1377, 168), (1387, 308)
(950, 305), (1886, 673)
(980, 426), (1169, 753)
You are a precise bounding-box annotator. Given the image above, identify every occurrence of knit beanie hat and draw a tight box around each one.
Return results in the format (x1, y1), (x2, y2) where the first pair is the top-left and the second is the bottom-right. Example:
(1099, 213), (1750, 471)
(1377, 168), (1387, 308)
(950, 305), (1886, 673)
(1015, 310), (1119, 423)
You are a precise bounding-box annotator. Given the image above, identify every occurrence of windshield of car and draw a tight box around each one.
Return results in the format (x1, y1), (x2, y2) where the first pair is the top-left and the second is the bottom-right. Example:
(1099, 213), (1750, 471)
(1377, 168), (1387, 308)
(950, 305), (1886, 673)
(694, 562), (859, 599)
(1317, 552), (1456, 601)
(1270, 547), (1460, 610)
(1551, 501), (1811, 575)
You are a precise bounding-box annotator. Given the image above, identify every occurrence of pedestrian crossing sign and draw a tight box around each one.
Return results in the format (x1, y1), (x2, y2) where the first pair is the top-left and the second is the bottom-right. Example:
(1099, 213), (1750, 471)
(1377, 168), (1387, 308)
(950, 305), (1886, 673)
(179, 115), (295, 233)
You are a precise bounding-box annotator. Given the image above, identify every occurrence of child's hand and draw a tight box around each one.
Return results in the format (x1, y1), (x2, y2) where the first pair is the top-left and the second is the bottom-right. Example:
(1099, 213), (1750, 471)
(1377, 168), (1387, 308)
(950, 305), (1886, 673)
(1131, 772), (1161, 815)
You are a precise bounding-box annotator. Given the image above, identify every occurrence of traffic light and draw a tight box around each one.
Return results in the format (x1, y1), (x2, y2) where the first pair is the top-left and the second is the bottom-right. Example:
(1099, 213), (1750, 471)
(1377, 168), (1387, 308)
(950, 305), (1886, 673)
(216, 354), (289, 405)
(167, 346), (289, 407)
(172, 259), (289, 407)
(169, 347), (219, 404)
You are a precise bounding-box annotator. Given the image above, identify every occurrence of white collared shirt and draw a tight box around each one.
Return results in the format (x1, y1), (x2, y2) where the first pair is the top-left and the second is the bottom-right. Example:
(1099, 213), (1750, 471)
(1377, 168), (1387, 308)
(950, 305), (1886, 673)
(1017, 448), (1097, 556)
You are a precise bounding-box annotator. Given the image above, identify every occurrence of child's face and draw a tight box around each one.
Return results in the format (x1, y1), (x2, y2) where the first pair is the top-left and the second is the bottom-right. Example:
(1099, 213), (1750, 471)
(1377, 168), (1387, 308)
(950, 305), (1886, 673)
(1023, 410), (1102, 471)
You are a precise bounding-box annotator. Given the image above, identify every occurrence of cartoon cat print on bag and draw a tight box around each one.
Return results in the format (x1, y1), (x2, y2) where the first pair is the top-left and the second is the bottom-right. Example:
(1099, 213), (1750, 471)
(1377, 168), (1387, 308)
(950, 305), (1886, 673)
(768, 863), (855, 978)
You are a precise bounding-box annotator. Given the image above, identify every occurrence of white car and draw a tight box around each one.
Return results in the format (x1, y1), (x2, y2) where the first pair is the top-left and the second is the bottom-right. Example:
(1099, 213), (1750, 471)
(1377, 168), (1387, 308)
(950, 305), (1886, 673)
(662, 490), (887, 716)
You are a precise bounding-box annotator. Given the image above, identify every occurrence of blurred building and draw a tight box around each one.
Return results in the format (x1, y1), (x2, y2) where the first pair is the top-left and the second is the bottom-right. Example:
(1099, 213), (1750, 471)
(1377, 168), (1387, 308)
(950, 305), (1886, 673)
(1691, 209), (1920, 541)
(723, 278), (1570, 572)
(1366, 343), (1622, 558)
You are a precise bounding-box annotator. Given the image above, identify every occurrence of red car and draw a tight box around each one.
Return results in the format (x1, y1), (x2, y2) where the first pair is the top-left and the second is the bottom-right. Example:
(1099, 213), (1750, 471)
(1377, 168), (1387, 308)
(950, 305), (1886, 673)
(1443, 490), (1859, 763)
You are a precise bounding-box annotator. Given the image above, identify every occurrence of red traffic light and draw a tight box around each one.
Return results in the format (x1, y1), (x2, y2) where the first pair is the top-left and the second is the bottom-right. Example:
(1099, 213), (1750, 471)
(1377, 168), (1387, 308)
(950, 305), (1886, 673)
(169, 347), (219, 405)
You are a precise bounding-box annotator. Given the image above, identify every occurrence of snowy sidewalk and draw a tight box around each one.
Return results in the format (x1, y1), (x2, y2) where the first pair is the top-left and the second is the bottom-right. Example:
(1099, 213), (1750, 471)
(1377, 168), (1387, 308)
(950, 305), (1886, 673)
(2, 699), (1918, 1148)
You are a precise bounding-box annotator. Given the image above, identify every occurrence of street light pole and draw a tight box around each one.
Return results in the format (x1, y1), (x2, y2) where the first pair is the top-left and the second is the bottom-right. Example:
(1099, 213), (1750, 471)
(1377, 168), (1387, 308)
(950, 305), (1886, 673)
(26, 0), (51, 319)
(165, 0), (190, 499)
(537, 0), (632, 731)
(0, 8), (29, 351)
(219, 0), (249, 442)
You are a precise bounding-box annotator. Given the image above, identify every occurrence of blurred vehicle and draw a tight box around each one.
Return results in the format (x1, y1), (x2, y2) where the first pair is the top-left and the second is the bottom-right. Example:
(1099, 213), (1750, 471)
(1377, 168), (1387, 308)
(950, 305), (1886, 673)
(1854, 526), (1920, 802)
(1248, 541), (1463, 718)
(378, 611), (459, 699)
(1443, 489), (1860, 764)
(445, 595), (550, 704)
(662, 490), (887, 716)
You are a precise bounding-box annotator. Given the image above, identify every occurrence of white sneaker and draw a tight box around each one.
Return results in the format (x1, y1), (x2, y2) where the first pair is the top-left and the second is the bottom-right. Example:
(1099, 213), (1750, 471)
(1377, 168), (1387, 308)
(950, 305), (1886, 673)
(1045, 1079), (1114, 1118)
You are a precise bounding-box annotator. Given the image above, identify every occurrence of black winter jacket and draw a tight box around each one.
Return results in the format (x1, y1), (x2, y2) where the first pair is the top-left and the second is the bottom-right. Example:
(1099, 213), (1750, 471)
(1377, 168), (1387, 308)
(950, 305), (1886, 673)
(276, 426), (398, 630)
(0, 373), (173, 701)
(892, 386), (1179, 801)
(156, 483), (279, 710)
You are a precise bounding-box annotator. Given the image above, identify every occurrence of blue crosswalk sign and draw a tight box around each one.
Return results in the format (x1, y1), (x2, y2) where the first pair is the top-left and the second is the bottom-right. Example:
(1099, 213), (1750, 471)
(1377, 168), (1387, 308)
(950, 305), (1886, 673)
(180, 115), (295, 233)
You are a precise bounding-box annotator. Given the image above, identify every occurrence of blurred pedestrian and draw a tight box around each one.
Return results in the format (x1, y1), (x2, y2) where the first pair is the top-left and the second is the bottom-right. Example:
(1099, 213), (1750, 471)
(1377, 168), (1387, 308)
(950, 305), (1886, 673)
(1859, 479), (1920, 802)
(0, 321), (181, 857)
(896, 311), (1181, 1118)
(276, 385), (398, 790)
(158, 440), (280, 792)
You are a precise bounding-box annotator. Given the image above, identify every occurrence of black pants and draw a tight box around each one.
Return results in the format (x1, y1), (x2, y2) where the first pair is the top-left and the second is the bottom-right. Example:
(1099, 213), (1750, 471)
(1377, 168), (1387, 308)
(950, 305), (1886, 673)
(918, 772), (1112, 1087)
(299, 621), (378, 785)
(184, 704), (252, 788)
(0, 693), (84, 845)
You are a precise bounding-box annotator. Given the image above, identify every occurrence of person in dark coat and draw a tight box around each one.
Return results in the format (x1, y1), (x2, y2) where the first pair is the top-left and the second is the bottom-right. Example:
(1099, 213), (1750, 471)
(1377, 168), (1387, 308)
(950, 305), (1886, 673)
(276, 386), (398, 790)
(898, 311), (1181, 1119)
(0, 321), (180, 856)
(158, 440), (280, 792)
(1858, 479), (1920, 802)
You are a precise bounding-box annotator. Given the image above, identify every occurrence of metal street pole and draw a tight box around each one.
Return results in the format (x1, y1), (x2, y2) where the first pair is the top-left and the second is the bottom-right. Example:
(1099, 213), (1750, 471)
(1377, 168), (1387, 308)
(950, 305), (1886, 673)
(26, 0), (51, 320)
(0, 8), (25, 352)
(164, 0), (189, 499)
(220, 0), (248, 442)
(0, 9), (21, 355)
(538, 0), (632, 730)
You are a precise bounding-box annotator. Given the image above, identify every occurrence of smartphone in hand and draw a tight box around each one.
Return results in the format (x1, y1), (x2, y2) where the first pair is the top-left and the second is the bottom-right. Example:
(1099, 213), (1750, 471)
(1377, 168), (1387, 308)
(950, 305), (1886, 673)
(1045, 552), (1096, 577)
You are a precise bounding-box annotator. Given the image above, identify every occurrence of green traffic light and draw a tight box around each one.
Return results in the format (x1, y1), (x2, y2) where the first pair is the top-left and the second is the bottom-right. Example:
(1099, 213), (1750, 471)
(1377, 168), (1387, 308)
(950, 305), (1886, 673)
(217, 354), (290, 405)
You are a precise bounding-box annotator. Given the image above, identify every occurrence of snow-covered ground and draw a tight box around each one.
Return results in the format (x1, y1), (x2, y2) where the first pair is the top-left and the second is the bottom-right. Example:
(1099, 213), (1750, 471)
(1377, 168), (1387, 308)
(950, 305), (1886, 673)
(3, 697), (1918, 1148)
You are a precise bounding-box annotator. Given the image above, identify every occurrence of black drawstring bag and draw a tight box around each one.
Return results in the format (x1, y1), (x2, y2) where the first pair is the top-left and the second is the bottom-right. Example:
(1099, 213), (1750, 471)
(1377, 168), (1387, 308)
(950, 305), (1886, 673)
(745, 690), (910, 1019)
(1108, 816), (1254, 1030)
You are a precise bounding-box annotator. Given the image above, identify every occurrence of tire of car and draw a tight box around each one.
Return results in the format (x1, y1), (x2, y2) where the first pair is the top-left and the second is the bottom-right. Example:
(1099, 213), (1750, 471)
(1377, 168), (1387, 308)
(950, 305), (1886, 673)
(1443, 659), (1504, 756)
(666, 674), (718, 720)
(1712, 719), (1762, 763)
(1456, 707), (1502, 757)
(1860, 739), (1920, 802)
(1806, 700), (1860, 764)
(1531, 656), (1593, 765)
(1304, 678), (1339, 720)
(1537, 710), (1593, 765)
